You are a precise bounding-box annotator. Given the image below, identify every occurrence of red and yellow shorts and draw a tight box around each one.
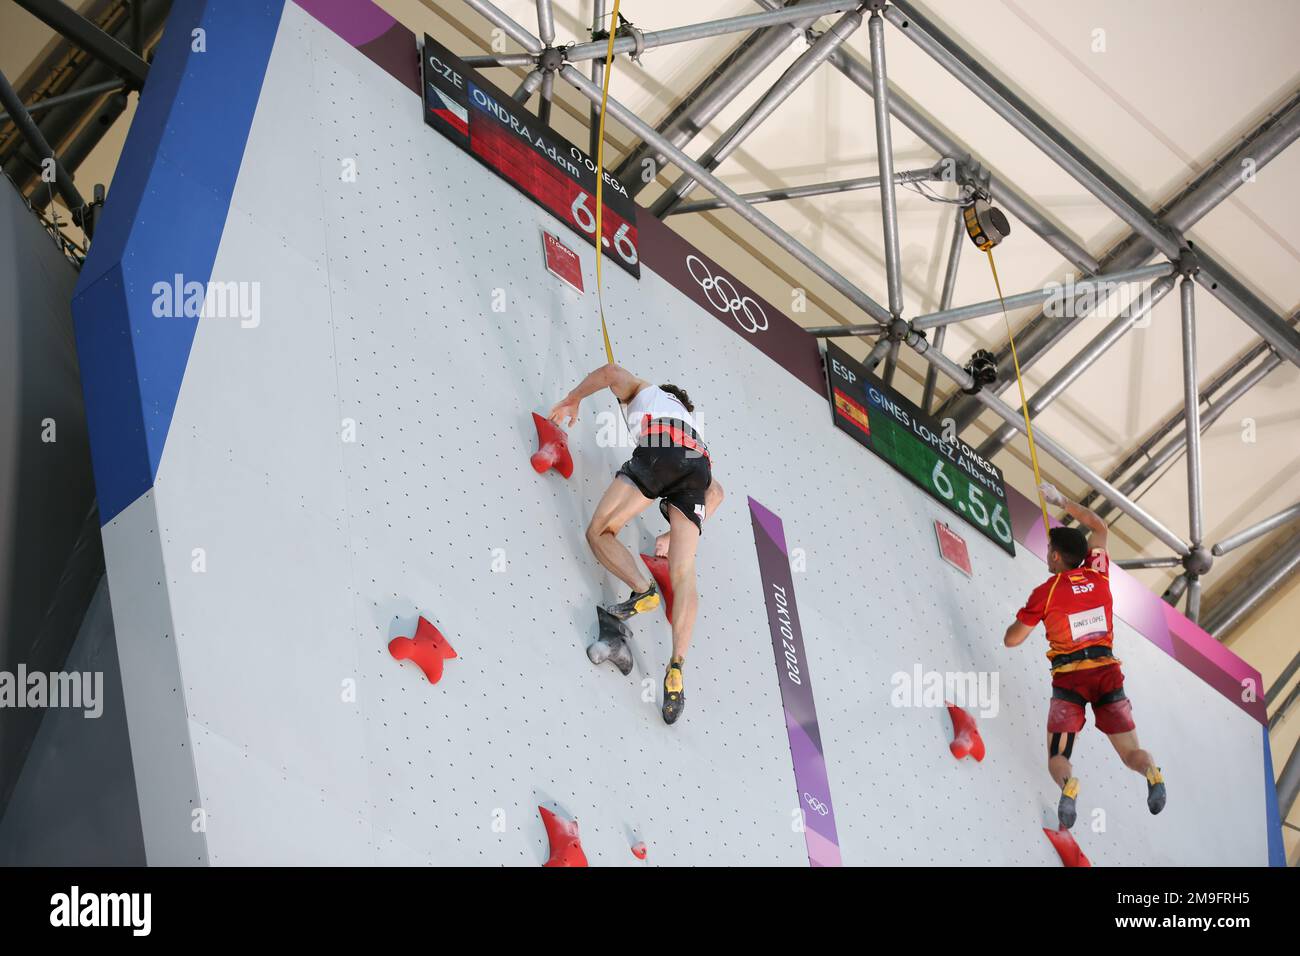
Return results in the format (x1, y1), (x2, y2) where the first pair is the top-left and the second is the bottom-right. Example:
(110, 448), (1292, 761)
(1047, 663), (1135, 735)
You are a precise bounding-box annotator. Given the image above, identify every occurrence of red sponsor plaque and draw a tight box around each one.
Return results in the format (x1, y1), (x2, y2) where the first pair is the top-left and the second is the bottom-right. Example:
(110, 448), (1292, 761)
(935, 520), (973, 576)
(542, 231), (584, 293)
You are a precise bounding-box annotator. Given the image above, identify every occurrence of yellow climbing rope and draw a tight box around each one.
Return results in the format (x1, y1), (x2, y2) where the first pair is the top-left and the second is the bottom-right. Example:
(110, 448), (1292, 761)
(984, 248), (1052, 539)
(592, 0), (622, 366)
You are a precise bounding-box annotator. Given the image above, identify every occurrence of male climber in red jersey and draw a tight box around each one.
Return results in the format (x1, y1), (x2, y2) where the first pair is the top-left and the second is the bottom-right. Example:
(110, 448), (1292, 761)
(1004, 481), (1166, 830)
(549, 364), (725, 725)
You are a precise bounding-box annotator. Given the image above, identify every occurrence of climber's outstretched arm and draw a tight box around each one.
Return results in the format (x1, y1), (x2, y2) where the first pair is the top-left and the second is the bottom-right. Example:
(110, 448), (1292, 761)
(1004, 620), (1032, 647)
(1039, 481), (1109, 552)
(549, 363), (648, 426)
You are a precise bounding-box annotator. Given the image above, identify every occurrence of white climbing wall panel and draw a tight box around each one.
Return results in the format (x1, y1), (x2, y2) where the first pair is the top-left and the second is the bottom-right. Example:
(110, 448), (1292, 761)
(99, 1), (1273, 865)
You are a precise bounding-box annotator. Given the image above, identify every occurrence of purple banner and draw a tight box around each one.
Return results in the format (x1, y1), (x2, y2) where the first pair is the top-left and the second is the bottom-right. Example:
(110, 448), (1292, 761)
(749, 497), (841, 867)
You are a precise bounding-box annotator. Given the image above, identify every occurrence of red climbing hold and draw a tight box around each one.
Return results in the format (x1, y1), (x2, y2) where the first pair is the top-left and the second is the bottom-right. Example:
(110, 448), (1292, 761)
(388, 616), (457, 685)
(946, 702), (985, 762)
(1042, 826), (1092, 867)
(531, 412), (573, 478)
(630, 841), (647, 861)
(640, 553), (675, 622)
(539, 806), (588, 867)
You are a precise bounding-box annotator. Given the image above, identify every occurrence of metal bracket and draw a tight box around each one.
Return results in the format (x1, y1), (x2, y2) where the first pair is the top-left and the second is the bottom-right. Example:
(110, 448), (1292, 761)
(1183, 546), (1213, 576)
(1176, 245), (1201, 278)
(592, 14), (645, 65)
(538, 47), (565, 73)
(960, 349), (999, 394)
(956, 159), (994, 202)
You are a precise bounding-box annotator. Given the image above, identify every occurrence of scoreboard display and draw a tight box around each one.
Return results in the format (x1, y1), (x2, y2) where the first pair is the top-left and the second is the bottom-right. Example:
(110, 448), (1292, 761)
(826, 342), (1015, 556)
(421, 35), (639, 279)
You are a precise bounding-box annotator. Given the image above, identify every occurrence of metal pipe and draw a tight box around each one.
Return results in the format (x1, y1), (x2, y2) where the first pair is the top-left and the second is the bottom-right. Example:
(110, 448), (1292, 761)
(590, 0), (607, 158)
(756, 0), (1100, 274)
(905, 333), (1191, 555)
(1093, 350), (1282, 525)
(669, 167), (938, 214)
(617, 1), (825, 197)
(1213, 502), (1300, 557)
(130, 0), (143, 55)
(1185, 574), (1202, 623)
(805, 322), (886, 337)
(883, 339), (900, 386)
(558, 63), (893, 324)
(922, 205), (966, 413)
(1273, 682), (1300, 732)
(14, 0), (151, 89)
(1116, 556), (1184, 571)
(1195, 263), (1300, 368)
(867, 10), (903, 318)
(651, 8), (865, 217)
(54, 89), (127, 183)
(462, 0), (545, 54)
(0, 79), (124, 122)
(1266, 651), (1300, 709)
(536, 0), (556, 46)
(6, 0), (169, 201)
(1093, 352), (1279, 525)
(884, 2), (1179, 260)
(935, 84), (1300, 432)
(461, 53), (538, 68)
(1203, 535), (1300, 638)
(0, 66), (88, 228)
(513, 69), (545, 103)
(977, 275), (1176, 457)
(1278, 739), (1300, 846)
(1077, 321), (1296, 517)
(564, 1), (859, 62)
(864, 336), (893, 374)
(1163, 572), (1190, 605)
(1180, 277), (1206, 546)
(538, 71), (553, 126)
(912, 263), (1173, 330)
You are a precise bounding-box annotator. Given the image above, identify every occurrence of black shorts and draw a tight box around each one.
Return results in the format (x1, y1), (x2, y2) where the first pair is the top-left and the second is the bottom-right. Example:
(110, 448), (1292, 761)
(616, 443), (713, 533)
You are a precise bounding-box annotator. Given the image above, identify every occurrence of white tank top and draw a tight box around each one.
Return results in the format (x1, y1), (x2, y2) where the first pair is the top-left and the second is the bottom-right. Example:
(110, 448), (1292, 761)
(624, 385), (696, 434)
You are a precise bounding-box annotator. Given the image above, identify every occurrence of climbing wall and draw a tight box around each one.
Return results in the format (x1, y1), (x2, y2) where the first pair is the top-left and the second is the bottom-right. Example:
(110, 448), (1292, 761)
(73, 0), (1280, 866)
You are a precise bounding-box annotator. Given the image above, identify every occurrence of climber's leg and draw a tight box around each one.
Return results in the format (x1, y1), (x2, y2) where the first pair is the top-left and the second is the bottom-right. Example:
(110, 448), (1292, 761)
(665, 502), (700, 662)
(1047, 687), (1085, 829)
(1107, 729), (1166, 816)
(587, 477), (654, 593)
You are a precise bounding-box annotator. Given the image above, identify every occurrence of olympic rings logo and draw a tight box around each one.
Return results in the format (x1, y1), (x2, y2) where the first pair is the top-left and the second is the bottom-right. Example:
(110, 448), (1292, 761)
(686, 254), (769, 334)
(803, 792), (830, 817)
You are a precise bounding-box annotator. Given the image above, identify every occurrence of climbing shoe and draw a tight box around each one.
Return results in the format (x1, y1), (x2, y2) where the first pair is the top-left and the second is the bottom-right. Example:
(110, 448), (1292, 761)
(1058, 777), (1079, 830)
(662, 658), (685, 725)
(1146, 766), (1167, 816)
(605, 582), (659, 621)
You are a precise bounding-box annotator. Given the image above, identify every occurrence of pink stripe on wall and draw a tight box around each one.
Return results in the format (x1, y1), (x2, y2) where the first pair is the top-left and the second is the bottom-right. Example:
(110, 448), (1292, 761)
(293, 0), (395, 45)
(294, 0), (1268, 728)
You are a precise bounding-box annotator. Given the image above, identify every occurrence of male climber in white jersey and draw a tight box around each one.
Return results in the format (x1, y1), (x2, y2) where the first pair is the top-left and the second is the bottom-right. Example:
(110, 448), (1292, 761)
(549, 363), (725, 724)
